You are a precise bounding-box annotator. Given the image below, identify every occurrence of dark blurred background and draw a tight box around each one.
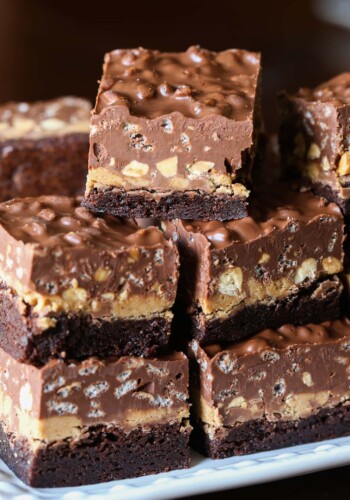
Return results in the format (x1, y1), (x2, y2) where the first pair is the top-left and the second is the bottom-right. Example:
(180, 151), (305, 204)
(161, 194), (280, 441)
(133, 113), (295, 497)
(0, 0), (350, 130)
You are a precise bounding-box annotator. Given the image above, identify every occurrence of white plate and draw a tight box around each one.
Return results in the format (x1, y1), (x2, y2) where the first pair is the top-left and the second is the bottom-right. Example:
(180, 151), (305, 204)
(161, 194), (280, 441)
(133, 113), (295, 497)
(1, 436), (350, 500)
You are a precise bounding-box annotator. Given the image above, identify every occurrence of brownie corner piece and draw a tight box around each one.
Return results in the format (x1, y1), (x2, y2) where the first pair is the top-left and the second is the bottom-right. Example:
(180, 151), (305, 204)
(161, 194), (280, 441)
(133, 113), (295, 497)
(278, 73), (350, 214)
(167, 186), (344, 345)
(0, 196), (179, 364)
(84, 46), (262, 220)
(189, 317), (350, 458)
(0, 349), (191, 486)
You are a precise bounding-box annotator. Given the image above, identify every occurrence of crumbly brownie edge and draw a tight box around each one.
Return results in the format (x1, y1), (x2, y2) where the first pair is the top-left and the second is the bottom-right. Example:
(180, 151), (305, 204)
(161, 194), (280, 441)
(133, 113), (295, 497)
(186, 277), (343, 345)
(84, 187), (248, 221)
(0, 285), (173, 365)
(191, 404), (350, 459)
(0, 134), (89, 201)
(310, 182), (350, 216)
(0, 420), (191, 487)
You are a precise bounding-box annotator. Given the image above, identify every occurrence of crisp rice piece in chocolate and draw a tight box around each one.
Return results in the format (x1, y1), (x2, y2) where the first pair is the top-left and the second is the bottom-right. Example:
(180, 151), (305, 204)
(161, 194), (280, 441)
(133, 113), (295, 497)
(0, 196), (179, 364)
(0, 349), (190, 486)
(279, 73), (350, 215)
(84, 46), (262, 220)
(165, 185), (344, 346)
(189, 317), (350, 458)
(0, 97), (91, 201)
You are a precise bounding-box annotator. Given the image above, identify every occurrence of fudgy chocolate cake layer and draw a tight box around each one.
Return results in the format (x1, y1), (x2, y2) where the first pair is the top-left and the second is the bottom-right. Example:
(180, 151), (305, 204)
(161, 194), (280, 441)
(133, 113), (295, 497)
(187, 277), (342, 345)
(191, 405), (350, 459)
(0, 420), (191, 487)
(84, 187), (248, 221)
(0, 284), (172, 364)
(0, 134), (88, 201)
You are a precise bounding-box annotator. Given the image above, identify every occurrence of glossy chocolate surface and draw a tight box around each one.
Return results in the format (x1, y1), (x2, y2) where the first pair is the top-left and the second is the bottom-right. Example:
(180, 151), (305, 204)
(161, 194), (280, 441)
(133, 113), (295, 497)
(191, 317), (350, 426)
(0, 196), (178, 300)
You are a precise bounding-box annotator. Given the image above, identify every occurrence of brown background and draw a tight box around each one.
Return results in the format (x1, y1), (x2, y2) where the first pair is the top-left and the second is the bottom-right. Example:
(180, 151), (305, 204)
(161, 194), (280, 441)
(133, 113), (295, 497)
(1, 0), (350, 496)
(1, 0), (350, 130)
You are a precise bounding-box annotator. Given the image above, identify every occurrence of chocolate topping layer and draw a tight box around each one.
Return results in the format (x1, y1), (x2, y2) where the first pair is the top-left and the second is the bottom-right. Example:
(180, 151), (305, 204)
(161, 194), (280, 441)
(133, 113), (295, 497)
(96, 46), (260, 120)
(204, 317), (350, 357)
(190, 317), (350, 428)
(0, 97), (91, 140)
(296, 73), (350, 106)
(178, 188), (341, 249)
(0, 196), (178, 306)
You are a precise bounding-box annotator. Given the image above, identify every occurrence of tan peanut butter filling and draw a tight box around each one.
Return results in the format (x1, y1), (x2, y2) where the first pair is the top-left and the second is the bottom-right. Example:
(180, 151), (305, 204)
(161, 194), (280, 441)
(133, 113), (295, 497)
(0, 389), (189, 450)
(86, 167), (250, 197)
(195, 392), (350, 427)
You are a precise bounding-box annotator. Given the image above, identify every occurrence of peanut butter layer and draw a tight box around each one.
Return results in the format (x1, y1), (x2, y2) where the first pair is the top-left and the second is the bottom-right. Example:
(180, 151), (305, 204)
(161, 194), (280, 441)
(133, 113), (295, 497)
(88, 46), (261, 195)
(0, 196), (178, 317)
(165, 186), (343, 316)
(190, 317), (350, 428)
(279, 73), (350, 208)
(0, 349), (189, 446)
(0, 97), (91, 140)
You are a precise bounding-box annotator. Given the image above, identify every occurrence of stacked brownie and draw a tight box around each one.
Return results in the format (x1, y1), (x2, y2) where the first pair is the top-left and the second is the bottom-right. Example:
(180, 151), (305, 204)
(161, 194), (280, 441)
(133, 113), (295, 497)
(0, 196), (190, 486)
(1, 45), (350, 486)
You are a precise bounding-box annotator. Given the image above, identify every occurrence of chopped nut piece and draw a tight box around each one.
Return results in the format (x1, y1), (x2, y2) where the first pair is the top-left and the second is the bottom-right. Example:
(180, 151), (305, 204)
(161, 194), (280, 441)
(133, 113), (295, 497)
(321, 156), (330, 171)
(186, 161), (215, 175)
(337, 152), (350, 176)
(94, 268), (111, 282)
(295, 258), (317, 284)
(218, 267), (243, 296)
(122, 161), (149, 177)
(322, 257), (342, 274)
(302, 372), (314, 387)
(307, 143), (321, 160)
(156, 157), (178, 177)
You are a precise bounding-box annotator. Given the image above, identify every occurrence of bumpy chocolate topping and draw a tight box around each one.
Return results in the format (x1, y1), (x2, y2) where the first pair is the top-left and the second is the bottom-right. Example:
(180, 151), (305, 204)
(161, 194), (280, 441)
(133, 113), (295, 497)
(0, 97), (91, 140)
(96, 46), (260, 120)
(204, 317), (350, 357)
(0, 196), (178, 304)
(297, 73), (350, 106)
(175, 186), (342, 250)
(0, 196), (165, 248)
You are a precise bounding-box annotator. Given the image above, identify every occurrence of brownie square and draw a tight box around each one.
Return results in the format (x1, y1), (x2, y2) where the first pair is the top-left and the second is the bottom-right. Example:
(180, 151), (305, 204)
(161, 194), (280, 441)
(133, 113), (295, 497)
(0, 97), (91, 201)
(279, 73), (350, 214)
(0, 196), (179, 364)
(165, 185), (344, 345)
(0, 348), (190, 486)
(84, 46), (262, 220)
(190, 317), (350, 458)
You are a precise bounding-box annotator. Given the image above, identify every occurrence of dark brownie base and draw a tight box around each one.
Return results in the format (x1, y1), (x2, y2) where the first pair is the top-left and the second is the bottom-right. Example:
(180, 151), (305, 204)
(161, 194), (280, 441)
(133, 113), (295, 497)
(0, 134), (88, 202)
(0, 420), (191, 487)
(176, 277), (342, 346)
(191, 404), (350, 459)
(0, 284), (172, 366)
(84, 187), (248, 221)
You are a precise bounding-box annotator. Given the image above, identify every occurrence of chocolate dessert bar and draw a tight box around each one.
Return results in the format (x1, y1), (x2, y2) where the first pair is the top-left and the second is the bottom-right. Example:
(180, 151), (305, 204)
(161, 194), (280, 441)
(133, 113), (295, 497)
(165, 187), (344, 345)
(190, 318), (350, 458)
(0, 349), (190, 486)
(0, 196), (179, 365)
(279, 73), (350, 214)
(84, 46), (262, 220)
(0, 97), (90, 201)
